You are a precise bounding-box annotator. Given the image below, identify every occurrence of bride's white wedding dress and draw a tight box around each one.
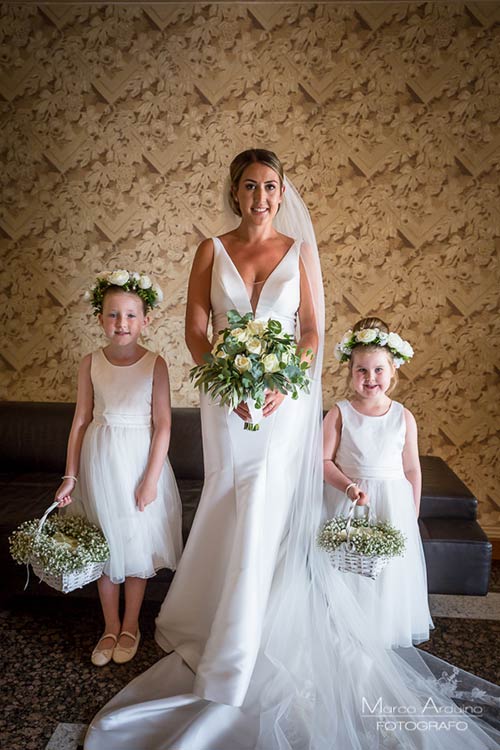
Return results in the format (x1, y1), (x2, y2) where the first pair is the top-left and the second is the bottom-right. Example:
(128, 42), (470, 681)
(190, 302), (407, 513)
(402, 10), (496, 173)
(154, 236), (308, 707)
(85, 188), (500, 749)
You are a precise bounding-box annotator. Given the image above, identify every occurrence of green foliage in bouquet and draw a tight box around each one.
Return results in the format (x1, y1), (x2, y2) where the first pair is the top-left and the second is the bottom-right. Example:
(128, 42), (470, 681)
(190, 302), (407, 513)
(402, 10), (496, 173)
(9, 514), (109, 576)
(190, 310), (312, 421)
(317, 516), (406, 558)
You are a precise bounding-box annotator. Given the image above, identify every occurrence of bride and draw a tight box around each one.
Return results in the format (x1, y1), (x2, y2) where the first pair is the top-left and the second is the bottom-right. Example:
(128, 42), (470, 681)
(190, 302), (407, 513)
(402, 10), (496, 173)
(85, 150), (499, 749)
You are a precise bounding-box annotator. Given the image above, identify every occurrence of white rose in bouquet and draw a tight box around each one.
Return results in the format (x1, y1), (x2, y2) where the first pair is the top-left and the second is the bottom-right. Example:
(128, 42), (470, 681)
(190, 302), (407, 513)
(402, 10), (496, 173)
(262, 353), (280, 373)
(247, 319), (267, 336)
(212, 333), (225, 354)
(230, 327), (249, 343)
(108, 269), (129, 286)
(234, 355), (251, 372)
(247, 337), (264, 355)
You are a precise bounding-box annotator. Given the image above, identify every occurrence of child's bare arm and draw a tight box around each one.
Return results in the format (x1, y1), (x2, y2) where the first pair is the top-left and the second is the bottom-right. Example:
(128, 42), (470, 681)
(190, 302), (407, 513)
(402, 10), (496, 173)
(55, 355), (93, 506)
(402, 408), (421, 516)
(135, 356), (172, 512)
(323, 406), (368, 505)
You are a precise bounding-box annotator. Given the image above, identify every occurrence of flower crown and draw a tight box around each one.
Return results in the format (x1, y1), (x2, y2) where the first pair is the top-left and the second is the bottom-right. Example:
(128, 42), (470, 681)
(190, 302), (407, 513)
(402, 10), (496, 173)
(84, 270), (163, 315)
(334, 327), (414, 368)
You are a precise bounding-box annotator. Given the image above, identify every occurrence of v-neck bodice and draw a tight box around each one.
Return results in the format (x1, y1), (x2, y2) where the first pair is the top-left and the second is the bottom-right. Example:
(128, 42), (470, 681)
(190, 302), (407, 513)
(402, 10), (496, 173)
(210, 236), (300, 336)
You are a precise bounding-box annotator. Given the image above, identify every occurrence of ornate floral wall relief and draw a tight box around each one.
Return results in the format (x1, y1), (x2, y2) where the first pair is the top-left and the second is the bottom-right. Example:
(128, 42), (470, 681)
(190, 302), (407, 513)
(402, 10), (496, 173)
(0, 3), (499, 537)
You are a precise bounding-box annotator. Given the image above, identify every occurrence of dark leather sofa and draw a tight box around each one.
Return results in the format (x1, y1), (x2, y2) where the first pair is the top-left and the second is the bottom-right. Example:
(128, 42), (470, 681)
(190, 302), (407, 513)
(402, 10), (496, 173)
(0, 401), (491, 601)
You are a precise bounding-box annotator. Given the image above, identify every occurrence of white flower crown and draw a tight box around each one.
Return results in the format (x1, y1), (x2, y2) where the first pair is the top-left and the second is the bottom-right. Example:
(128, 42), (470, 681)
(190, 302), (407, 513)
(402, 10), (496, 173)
(84, 270), (163, 315)
(334, 327), (414, 368)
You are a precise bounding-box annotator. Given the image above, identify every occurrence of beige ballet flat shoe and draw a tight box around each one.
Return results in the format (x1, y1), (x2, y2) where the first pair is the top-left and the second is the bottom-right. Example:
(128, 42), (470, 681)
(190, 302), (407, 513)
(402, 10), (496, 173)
(91, 633), (118, 667)
(112, 630), (141, 664)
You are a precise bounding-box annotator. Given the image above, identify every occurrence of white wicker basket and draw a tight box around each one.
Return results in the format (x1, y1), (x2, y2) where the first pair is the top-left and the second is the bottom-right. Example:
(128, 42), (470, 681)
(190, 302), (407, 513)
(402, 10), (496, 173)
(328, 545), (391, 580)
(31, 558), (106, 593)
(27, 501), (107, 593)
(327, 500), (391, 580)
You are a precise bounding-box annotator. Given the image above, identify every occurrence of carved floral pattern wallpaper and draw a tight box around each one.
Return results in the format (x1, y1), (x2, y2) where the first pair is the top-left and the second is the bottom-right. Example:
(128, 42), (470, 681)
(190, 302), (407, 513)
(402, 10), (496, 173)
(0, 2), (499, 537)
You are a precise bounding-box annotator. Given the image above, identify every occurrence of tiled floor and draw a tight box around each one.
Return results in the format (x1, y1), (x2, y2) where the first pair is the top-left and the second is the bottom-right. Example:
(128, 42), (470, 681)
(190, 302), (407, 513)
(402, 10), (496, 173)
(429, 592), (500, 619)
(1, 562), (499, 750)
(45, 723), (86, 750)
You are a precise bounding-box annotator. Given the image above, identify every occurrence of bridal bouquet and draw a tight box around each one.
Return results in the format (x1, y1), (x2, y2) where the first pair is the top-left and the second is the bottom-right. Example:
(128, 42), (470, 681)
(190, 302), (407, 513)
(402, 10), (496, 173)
(318, 514), (405, 579)
(190, 310), (312, 431)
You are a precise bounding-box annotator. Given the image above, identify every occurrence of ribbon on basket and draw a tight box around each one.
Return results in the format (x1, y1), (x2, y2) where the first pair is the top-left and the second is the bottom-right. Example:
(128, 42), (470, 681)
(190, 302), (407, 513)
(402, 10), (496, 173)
(344, 497), (374, 550)
(24, 500), (60, 590)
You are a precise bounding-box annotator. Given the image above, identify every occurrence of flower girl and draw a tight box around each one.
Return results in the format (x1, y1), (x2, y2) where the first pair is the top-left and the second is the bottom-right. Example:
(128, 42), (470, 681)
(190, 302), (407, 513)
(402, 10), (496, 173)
(323, 316), (433, 648)
(55, 270), (183, 665)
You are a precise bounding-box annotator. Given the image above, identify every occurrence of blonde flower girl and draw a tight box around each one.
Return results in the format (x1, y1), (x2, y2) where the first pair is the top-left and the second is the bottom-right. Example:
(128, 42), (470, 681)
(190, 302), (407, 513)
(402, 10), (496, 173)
(55, 271), (183, 665)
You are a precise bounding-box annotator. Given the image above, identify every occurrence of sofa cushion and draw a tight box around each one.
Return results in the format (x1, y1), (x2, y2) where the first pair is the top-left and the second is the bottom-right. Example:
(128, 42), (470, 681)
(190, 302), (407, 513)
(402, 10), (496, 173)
(0, 402), (74, 473)
(420, 517), (491, 595)
(419, 456), (477, 519)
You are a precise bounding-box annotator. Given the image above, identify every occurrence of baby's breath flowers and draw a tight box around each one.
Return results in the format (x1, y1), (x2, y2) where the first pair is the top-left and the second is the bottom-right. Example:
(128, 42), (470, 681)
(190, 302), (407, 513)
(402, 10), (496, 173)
(318, 516), (406, 558)
(84, 270), (163, 315)
(190, 310), (312, 431)
(334, 327), (414, 368)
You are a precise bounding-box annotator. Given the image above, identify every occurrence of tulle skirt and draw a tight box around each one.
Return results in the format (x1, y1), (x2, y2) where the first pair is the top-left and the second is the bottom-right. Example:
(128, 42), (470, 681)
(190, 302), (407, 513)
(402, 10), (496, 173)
(324, 476), (433, 647)
(68, 422), (183, 583)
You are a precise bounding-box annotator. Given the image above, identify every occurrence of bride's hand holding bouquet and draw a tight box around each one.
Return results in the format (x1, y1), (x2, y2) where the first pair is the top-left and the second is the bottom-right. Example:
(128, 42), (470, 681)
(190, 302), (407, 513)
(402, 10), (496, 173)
(190, 310), (312, 431)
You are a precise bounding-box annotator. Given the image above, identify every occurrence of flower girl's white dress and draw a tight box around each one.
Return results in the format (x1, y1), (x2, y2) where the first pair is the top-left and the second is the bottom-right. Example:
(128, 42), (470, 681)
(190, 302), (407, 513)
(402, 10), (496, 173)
(324, 399), (433, 648)
(68, 349), (183, 582)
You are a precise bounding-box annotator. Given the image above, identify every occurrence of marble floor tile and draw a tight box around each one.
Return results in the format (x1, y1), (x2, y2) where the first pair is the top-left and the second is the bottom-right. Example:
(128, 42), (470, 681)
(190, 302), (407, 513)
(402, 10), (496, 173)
(429, 592), (500, 620)
(45, 723), (87, 749)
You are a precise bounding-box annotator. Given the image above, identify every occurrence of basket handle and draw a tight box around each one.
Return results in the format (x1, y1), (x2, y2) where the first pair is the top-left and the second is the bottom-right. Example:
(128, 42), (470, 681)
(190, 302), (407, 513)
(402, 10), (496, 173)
(36, 500), (60, 537)
(345, 495), (372, 546)
(24, 501), (60, 591)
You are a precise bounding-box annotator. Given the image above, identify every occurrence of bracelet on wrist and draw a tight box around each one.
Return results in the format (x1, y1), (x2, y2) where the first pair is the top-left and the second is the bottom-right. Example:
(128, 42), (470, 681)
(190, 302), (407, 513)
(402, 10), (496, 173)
(62, 475), (78, 482)
(345, 482), (358, 499)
